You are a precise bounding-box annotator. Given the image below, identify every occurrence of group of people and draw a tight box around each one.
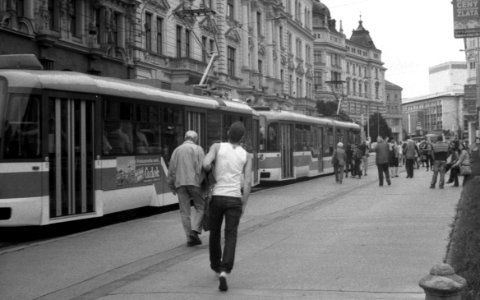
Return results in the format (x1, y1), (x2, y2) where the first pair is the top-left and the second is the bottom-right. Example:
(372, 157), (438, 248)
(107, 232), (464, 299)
(167, 122), (252, 292)
(331, 141), (370, 184)
(332, 135), (474, 189)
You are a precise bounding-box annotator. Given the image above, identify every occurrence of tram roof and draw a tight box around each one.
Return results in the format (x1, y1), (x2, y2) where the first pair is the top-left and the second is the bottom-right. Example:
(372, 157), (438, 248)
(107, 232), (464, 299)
(257, 110), (360, 130)
(0, 70), (255, 115)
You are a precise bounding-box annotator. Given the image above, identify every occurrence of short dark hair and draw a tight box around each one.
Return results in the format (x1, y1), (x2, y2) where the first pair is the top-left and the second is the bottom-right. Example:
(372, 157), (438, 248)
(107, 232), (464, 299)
(228, 121), (245, 143)
(437, 135), (443, 141)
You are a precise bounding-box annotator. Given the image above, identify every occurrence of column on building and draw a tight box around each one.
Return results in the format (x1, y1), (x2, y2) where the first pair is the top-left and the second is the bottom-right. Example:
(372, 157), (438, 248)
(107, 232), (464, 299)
(241, 0), (249, 69)
(265, 11), (273, 78)
(251, 3), (258, 73)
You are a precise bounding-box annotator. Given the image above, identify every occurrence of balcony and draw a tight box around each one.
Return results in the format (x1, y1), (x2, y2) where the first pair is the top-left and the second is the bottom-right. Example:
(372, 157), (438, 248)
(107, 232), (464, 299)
(169, 57), (208, 74)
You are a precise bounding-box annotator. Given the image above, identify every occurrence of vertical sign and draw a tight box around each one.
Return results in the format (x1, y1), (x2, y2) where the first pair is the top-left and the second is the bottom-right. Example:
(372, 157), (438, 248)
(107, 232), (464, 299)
(464, 84), (478, 120)
(453, 0), (480, 38)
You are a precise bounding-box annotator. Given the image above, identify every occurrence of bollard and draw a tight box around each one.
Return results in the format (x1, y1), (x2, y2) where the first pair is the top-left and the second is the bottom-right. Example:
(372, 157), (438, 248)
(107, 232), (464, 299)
(419, 263), (466, 300)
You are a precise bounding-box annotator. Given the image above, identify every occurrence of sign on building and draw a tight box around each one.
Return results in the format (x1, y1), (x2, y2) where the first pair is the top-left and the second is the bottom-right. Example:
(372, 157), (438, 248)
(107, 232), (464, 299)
(464, 84), (478, 121)
(453, 0), (480, 38)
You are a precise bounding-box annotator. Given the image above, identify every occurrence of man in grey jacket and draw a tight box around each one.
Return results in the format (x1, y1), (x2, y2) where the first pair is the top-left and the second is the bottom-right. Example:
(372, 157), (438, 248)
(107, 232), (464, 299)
(168, 130), (205, 247)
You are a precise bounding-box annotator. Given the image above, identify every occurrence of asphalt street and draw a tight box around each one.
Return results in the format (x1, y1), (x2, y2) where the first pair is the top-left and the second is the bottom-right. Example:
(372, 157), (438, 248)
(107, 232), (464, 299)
(0, 166), (461, 300)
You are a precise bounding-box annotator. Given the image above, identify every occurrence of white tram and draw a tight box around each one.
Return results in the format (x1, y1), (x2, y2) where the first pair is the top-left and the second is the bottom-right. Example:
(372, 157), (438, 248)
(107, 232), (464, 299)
(256, 108), (361, 181)
(0, 55), (259, 226)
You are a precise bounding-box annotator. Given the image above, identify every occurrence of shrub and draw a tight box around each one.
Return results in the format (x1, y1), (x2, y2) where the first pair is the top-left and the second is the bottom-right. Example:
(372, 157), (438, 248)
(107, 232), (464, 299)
(445, 177), (480, 299)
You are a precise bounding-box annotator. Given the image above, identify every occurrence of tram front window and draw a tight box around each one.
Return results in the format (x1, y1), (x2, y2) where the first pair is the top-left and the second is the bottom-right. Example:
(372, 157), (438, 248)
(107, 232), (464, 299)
(1, 93), (41, 159)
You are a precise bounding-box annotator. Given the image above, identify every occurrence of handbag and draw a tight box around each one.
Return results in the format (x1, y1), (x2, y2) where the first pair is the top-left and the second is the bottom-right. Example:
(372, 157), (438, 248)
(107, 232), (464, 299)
(460, 164), (472, 176)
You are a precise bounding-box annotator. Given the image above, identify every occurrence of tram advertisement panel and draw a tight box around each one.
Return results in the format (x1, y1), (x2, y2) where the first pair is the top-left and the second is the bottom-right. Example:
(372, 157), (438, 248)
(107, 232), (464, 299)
(116, 156), (161, 186)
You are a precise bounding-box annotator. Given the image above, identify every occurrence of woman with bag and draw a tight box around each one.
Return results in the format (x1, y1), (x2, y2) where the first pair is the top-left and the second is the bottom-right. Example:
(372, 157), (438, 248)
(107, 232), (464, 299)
(446, 141), (460, 187)
(452, 142), (472, 186)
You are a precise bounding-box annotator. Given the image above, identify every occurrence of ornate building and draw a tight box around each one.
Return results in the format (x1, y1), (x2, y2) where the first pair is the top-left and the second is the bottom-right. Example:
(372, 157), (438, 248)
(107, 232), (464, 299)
(311, 0), (386, 129)
(0, 0), (385, 123)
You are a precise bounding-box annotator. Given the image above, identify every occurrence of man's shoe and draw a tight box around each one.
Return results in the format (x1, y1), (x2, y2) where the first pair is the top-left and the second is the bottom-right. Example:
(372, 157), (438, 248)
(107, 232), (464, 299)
(187, 233), (202, 247)
(430, 185), (435, 189)
(387, 180), (391, 186)
(219, 272), (228, 292)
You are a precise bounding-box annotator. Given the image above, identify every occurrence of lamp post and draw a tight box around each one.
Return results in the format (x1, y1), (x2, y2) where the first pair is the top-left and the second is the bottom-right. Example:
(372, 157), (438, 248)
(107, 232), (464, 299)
(325, 80), (346, 117)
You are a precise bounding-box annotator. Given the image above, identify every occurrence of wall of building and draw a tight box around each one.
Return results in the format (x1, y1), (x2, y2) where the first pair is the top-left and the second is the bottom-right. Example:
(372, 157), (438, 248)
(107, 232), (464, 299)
(429, 62), (467, 94)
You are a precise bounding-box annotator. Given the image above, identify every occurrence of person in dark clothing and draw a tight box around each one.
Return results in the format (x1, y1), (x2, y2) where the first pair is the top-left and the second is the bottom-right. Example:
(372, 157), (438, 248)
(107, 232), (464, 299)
(403, 138), (419, 178)
(446, 141), (460, 187)
(344, 144), (353, 178)
(375, 137), (391, 186)
(430, 135), (450, 189)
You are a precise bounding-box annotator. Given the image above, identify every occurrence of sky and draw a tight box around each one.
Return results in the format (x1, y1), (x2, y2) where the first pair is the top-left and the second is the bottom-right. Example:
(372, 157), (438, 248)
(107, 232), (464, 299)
(321, 0), (466, 99)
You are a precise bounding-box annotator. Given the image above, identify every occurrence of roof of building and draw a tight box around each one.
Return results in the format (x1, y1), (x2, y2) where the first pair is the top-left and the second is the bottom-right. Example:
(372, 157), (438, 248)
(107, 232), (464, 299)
(349, 20), (376, 49)
(312, 0), (331, 18)
(385, 80), (403, 90)
(402, 91), (464, 104)
(428, 61), (467, 74)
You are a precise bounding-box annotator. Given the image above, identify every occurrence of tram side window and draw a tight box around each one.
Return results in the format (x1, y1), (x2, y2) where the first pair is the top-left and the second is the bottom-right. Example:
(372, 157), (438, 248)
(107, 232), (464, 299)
(162, 107), (184, 164)
(103, 100), (134, 155)
(135, 104), (162, 154)
(295, 125), (311, 151)
(2, 94), (41, 159)
(325, 127), (333, 156)
(259, 116), (266, 151)
(206, 111), (222, 147)
(267, 124), (278, 152)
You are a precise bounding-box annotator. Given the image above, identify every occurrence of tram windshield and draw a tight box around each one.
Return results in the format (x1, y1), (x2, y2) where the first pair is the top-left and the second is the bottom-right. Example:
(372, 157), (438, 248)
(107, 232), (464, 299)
(1, 90), (41, 159)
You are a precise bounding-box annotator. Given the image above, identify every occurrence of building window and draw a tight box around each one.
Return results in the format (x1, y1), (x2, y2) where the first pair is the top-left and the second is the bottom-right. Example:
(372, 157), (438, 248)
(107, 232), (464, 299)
(185, 29), (191, 58)
(314, 51), (321, 64)
(227, 0), (234, 21)
(48, 0), (59, 31)
(279, 26), (283, 47)
(375, 82), (380, 99)
(69, 0), (80, 37)
(257, 12), (262, 37)
(202, 36), (207, 62)
(227, 46), (236, 77)
(157, 17), (163, 55)
(145, 12), (152, 52)
(258, 59), (263, 74)
(176, 25), (182, 58)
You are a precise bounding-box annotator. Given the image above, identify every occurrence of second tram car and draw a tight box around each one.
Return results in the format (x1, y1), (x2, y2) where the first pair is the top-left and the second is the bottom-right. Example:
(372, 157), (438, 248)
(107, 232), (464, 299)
(256, 108), (361, 181)
(0, 55), (259, 226)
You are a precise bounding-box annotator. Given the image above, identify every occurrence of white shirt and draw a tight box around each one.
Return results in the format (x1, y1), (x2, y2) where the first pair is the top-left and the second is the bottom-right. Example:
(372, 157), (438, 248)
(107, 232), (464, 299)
(213, 143), (247, 198)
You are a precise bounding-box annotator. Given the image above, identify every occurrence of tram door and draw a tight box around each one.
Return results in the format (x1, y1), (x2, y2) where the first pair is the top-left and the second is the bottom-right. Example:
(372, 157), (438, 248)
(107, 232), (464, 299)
(316, 127), (324, 172)
(279, 124), (294, 179)
(48, 97), (95, 218)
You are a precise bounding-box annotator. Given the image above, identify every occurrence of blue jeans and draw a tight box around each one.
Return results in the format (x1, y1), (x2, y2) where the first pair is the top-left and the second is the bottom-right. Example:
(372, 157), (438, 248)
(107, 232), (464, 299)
(431, 160), (446, 187)
(209, 195), (243, 273)
(177, 186), (204, 240)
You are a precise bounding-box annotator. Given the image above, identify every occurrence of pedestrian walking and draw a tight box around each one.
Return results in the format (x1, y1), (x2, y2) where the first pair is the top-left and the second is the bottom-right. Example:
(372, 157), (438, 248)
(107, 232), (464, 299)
(430, 135), (449, 189)
(388, 138), (399, 178)
(202, 121), (253, 292)
(167, 130), (205, 247)
(332, 142), (347, 183)
(452, 142), (472, 186)
(353, 144), (363, 178)
(374, 136), (391, 186)
(446, 141), (460, 187)
(359, 141), (369, 176)
(344, 143), (353, 178)
(403, 138), (419, 178)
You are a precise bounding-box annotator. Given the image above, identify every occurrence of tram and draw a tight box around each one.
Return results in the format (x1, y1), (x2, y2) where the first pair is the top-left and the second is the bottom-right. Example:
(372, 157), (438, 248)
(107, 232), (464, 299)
(0, 54), (259, 226)
(256, 108), (361, 181)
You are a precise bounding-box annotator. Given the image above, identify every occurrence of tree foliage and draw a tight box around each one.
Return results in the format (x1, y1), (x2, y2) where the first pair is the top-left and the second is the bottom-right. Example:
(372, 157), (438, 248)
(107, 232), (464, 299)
(316, 100), (353, 122)
(364, 112), (392, 139)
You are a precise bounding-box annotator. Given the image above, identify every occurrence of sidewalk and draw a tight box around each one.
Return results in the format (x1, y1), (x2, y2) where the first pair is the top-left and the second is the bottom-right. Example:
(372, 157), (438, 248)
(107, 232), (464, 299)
(0, 166), (461, 300)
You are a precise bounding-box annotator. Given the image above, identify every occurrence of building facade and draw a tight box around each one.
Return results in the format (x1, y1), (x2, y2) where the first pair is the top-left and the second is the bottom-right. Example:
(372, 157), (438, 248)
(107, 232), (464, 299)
(429, 61), (467, 94)
(385, 80), (403, 141)
(311, 1), (386, 131)
(0, 0), (387, 123)
(402, 92), (465, 139)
